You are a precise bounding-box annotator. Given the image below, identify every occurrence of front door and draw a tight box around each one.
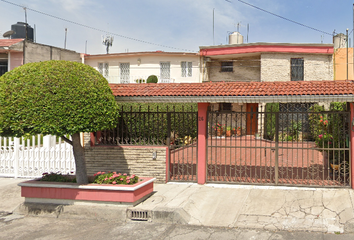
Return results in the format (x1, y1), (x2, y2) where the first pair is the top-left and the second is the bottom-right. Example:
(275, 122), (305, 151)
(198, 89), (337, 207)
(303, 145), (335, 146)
(246, 103), (258, 135)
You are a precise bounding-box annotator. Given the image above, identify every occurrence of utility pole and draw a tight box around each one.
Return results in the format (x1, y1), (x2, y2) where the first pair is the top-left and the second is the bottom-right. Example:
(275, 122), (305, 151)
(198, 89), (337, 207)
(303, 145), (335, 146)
(347, 28), (349, 80)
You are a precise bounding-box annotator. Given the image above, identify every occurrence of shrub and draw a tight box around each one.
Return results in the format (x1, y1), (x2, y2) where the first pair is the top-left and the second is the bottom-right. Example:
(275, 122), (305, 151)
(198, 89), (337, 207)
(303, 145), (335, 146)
(264, 103), (279, 140)
(40, 172), (76, 183)
(93, 172), (139, 185)
(146, 75), (158, 83)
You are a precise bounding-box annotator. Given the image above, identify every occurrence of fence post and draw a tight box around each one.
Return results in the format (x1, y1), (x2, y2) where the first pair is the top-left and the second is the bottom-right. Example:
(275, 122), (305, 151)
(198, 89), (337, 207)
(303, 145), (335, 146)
(350, 103), (354, 189)
(14, 137), (20, 178)
(274, 112), (279, 185)
(197, 103), (209, 184)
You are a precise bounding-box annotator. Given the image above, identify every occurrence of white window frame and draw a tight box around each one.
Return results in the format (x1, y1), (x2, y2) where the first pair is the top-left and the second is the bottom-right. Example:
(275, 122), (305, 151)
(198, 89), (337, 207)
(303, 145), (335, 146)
(98, 62), (109, 78)
(160, 62), (170, 82)
(181, 61), (193, 77)
(120, 62), (130, 84)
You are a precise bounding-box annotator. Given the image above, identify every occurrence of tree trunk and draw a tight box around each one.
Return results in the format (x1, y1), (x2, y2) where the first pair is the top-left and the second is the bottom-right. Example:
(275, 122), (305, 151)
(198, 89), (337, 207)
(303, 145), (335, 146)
(72, 132), (88, 184)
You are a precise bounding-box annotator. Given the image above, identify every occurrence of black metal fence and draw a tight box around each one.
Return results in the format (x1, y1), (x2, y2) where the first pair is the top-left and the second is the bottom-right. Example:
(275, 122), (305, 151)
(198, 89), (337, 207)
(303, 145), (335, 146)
(207, 102), (351, 187)
(93, 106), (197, 146)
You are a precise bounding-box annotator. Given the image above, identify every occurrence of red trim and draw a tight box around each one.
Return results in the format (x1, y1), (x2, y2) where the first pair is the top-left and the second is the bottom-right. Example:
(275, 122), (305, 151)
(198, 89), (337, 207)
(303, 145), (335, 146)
(21, 178), (154, 203)
(200, 45), (333, 56)
(90, 132), (95, 147)
(165, 147), (169, 183)
(197, 103), (209, 184)
(350, 103), (354, 189)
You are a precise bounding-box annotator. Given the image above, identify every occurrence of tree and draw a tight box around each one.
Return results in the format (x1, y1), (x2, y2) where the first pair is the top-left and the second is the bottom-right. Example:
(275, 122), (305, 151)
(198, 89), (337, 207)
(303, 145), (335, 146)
(0, 60), (119, 184)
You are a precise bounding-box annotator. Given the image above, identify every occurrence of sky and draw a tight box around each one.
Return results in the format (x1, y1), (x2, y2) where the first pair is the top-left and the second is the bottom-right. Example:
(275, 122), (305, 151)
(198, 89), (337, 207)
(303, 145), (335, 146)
(0, 0), (353, 54)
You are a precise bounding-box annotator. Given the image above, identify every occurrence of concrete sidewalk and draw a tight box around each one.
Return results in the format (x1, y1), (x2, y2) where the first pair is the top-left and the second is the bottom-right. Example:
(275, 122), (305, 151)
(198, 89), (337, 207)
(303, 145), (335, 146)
(135, 183), (354, 234)
(2, 177), (354, 234)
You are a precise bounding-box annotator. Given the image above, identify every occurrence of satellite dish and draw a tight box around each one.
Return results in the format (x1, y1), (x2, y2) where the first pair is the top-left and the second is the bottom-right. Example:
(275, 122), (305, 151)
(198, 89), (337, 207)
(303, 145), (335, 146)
(3, 30), (15, 38)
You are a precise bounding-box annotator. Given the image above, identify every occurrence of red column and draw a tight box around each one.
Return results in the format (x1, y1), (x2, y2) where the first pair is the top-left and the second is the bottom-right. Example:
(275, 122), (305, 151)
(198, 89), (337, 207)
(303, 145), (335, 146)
(350, 103), (354, 189)
(197, 103), (209, 184)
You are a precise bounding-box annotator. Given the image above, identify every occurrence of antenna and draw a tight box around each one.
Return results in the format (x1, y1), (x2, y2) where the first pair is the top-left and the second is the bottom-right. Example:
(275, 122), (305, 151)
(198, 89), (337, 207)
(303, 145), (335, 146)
(102, 34), (114, 54)
(64, 28), (67, 49)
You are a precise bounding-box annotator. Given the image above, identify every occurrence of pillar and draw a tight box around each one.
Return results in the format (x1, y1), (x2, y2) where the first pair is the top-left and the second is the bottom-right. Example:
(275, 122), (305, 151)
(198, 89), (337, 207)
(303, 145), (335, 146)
(197, 103), (209, 184)
(350, 103), (354, 189)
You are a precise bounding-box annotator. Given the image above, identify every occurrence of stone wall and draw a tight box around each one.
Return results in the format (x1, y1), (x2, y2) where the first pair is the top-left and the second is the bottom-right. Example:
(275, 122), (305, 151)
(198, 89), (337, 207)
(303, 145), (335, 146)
(83, 133), (167, 183)
(261, 53), (333, 81)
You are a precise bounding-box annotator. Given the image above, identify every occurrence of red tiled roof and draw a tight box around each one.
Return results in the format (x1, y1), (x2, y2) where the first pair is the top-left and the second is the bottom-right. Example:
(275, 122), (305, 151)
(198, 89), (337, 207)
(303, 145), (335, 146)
(0, 39), (23, 47)
(110, 81), (354, 97)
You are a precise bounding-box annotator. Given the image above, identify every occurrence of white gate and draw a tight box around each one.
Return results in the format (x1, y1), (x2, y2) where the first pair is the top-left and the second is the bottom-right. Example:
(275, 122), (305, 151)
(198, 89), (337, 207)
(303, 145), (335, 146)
(0, 135), (75, 178)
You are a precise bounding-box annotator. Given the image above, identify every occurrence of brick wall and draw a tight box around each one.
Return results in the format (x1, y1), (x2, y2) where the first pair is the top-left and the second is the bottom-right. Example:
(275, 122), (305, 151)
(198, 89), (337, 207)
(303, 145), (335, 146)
(261, 53), (333, 81)
(207, 57), (261, 82)
(83, 133), (167, 183)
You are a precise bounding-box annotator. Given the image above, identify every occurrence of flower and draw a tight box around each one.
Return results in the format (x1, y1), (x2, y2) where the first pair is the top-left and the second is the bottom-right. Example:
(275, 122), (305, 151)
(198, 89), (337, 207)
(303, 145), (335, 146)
(112, 181), (116, 184)
(120, 178), (123, 181)
(123, 173), (127, 176)
(127, 180), (130, 183)
(104, 178), (108, 181)
(318, 134), (323, 139)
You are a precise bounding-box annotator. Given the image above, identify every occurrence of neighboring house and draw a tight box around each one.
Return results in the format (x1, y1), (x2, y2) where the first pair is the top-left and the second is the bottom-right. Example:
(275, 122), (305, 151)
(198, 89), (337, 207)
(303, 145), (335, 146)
(333, 48), (353, 80)
(0, 39), (81, 77)
(82, 51), (200, 84)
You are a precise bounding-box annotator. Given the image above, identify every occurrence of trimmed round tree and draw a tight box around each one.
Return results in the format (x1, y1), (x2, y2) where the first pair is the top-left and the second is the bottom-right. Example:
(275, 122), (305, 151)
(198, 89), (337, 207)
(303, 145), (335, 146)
(0, 60), (119, 184)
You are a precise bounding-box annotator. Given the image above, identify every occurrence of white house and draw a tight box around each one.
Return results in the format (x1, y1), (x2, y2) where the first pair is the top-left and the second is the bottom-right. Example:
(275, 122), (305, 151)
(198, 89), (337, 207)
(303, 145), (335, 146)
(82, 51), (201, 84)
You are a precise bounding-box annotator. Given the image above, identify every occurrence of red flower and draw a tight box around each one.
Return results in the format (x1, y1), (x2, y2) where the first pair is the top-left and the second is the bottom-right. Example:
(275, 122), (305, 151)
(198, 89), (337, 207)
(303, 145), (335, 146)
(112, 181), (116, 184)
(123, 173), (127, 176)
(127, 180), (130, 183)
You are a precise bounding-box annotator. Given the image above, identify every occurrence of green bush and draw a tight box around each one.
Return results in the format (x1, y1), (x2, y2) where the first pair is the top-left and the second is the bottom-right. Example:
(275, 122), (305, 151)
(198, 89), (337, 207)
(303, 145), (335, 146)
(146, 75), (158, 83)
(264, 103), (279, 140)
(100, 103), (198, 145)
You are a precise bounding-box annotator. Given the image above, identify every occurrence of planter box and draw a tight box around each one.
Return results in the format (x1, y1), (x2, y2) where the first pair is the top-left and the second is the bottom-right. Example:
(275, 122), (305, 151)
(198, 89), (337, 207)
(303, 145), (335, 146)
(18, 177), (155, 206)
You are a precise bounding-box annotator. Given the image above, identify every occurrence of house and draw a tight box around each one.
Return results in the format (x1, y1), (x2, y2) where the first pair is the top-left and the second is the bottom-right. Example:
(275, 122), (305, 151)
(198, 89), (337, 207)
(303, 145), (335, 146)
(199, 34), (334, 135)
(83, 35), (354, 189)
(0, 38), (81, 77)
(82, 51), (200, 84)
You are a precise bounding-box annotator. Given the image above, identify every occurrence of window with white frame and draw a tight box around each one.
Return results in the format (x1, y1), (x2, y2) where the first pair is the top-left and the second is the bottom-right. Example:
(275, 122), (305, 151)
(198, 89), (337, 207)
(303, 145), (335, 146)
(181, 61), (192, 77)
(98, 62), (109, 78)
(120, 63), (130, 84)
(160, 62), (170, 82)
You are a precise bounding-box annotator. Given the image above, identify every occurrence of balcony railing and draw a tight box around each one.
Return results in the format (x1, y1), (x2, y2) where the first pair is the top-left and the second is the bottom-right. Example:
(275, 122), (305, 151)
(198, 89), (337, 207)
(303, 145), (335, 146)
(105, 75), (175, 84)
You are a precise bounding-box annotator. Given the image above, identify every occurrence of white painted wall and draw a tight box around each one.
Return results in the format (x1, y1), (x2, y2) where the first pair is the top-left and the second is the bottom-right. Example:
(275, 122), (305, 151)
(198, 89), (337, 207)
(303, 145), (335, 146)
(84, 53), (200, 84)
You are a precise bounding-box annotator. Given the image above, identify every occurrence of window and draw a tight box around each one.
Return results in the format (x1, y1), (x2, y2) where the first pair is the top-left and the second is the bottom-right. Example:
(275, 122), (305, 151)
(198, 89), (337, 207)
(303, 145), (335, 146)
(98, 62), (109, 78)
(120, 63), (130, 84)
(181, 61), (192, 77)
(291, 58), (304, 81)
(0, 61), (7, 77)
(160, 62), (170, 82)
(219, 103), (232, 111)
(221, 61), (233, 72)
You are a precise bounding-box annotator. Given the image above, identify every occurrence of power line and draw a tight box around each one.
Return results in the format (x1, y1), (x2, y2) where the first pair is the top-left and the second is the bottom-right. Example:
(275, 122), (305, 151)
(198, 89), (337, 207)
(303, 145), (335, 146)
(0, 0), (195, 52)
(226, 0), (333, 36)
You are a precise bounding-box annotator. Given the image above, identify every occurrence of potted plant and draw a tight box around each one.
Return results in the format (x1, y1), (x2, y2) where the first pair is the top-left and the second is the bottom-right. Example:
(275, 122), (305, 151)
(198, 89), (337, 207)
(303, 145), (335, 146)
(212, 122), (224, 136)
(225, 126), (232, 137)
(233, 127), (243, 136)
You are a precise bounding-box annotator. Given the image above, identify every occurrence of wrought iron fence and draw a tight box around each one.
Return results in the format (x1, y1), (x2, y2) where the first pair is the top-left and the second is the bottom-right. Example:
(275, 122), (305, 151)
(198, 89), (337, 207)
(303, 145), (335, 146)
(95, 106), (198, 146)
(207, 102), (351, 187)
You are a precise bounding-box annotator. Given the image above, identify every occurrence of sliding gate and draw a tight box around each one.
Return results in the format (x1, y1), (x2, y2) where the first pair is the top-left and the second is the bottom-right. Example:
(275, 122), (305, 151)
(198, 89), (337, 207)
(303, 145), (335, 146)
(206, 103), (351, 187)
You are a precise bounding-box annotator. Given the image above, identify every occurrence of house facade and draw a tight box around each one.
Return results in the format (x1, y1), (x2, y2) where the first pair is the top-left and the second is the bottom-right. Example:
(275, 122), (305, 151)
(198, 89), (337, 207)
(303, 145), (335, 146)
(0, 39), (81, 77)
(199, 40), (334, 135)
(82, 51), (200, 84)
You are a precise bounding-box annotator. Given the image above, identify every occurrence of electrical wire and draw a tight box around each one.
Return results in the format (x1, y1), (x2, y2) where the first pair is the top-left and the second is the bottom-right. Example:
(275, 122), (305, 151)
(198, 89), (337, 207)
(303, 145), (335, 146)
(0, 0), (195, 52)
(226, 0), (333, 36)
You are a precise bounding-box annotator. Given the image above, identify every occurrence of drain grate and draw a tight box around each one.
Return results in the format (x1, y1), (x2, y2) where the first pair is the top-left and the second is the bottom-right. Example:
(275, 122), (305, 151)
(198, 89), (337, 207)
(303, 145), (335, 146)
(127, 210), (150, 221)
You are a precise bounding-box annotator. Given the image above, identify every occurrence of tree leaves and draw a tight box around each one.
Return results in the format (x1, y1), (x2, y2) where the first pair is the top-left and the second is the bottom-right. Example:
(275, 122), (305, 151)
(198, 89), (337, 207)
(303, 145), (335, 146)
(0, 60), (119, 137)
